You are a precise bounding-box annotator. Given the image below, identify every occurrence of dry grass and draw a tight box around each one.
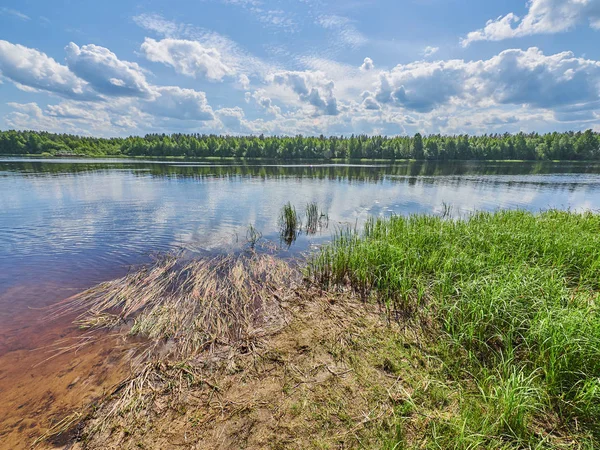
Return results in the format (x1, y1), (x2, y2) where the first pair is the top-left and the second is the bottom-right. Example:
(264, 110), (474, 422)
(34, 253), (301, 446)
(40, 252), (447, 449)
(51, 253), (298, 363)
(67, 288), (433, 450)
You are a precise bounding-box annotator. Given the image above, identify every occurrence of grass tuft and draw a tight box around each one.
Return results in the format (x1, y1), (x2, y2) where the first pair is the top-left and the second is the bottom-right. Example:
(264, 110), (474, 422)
(279, 202), (301, 246)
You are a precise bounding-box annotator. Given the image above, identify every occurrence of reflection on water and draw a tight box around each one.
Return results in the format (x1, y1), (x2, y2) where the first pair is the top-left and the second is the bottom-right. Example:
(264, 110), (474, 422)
(1, 158), (600, 344)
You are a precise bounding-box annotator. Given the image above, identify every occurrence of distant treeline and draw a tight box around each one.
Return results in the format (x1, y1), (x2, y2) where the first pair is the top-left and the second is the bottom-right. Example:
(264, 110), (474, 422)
(1, 129), (599, 160)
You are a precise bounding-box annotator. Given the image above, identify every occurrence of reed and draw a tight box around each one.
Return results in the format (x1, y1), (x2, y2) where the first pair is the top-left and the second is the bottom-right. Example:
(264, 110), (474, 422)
(278, 202), (300, 246)
(305, 201), (329, 235)
(246, 224), (262, 249)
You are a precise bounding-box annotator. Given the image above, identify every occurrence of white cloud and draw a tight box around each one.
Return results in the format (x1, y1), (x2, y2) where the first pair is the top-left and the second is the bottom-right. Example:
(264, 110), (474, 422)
(374, 61), (465, 112)
(0, 7), (30, 20)
(210, 0), (297, 32)
(256, 9), (297, 30)
(1, 39), (217, 133)
(65, 42), (152, 98)
(238, 74), (251, 89)
(372, 47), (600, 112)
(317, 15), (368, 48)
(462, 0), (600, 46)
(143, 86), (214, 121)
(140, 38), (234, 81)
(267, 70), (339, 115)
(0, 40), (95, 100)
(5, 101), (137, 135)
(2, 18), (600, 138)
(362, 95), (380, 110)
(215, 107), (252, 133)
(248, 89), (281, 116)
(133, 14), (276, 77)
(360, 57), (374, 71)
(422, 46), (439, 58)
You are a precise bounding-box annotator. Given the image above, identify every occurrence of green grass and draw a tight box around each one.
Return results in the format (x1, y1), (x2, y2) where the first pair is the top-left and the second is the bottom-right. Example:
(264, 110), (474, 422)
(279, 202), (301, 246)
(307, 210), (600, 448)
(305, 202), (329, 235)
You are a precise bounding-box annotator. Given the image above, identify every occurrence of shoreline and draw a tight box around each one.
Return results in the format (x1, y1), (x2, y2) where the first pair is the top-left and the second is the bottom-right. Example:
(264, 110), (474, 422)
(3, 153), (599, 164)
(3, 209), (600, 449)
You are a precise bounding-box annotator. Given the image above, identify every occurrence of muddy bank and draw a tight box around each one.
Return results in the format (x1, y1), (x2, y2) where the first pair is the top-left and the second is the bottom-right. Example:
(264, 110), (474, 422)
(57, 289), (410, 449)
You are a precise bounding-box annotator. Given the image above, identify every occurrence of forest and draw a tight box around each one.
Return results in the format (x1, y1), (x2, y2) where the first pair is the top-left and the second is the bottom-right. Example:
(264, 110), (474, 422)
(0, 129), (599, 160)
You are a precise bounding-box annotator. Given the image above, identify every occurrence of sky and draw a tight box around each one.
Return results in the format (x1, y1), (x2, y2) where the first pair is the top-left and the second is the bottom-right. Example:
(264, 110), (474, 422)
(0, 0), (599, 137)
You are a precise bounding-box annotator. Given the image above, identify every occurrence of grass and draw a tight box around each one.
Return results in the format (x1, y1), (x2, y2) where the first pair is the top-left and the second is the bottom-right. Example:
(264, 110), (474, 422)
(246, 224), (262, 249)
(53, 253), (298, 363)
(305, 202), (329, 235)
(307, 209), (600, 448)
(279, 202), (301, 246)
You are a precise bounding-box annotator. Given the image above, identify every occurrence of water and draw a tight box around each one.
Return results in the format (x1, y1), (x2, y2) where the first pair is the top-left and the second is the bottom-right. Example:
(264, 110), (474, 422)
(1, 158), (600, 350)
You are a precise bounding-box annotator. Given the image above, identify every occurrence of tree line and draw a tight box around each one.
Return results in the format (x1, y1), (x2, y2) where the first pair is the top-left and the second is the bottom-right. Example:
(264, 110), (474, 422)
(1, 129), (599, 160)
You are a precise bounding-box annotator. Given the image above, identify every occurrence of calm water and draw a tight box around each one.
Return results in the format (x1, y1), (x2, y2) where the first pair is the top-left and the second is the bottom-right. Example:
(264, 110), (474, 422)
(1, 158), (600, 348)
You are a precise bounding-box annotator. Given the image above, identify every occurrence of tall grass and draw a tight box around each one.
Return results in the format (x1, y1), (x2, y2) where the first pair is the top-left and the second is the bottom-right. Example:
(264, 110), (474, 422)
(308, 210), (600, 447)
(279, 202), (300, 246)
(305, 201), (329, 235)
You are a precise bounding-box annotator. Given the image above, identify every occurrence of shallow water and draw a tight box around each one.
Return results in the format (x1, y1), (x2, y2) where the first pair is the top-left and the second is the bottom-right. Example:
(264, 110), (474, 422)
(1, 158), (600, 351)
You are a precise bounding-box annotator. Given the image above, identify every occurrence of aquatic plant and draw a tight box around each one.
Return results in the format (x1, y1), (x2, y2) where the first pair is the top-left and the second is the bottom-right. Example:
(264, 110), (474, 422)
(278, 202), (300, 247)
(305, 202), (329, 235)
(53, 253), (298, 362)
(246, 224), (262, 249)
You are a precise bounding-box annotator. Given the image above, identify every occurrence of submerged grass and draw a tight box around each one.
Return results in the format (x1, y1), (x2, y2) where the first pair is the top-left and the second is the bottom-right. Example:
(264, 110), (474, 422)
(308, 210), (600, 448)
(53, 253), (298, 363)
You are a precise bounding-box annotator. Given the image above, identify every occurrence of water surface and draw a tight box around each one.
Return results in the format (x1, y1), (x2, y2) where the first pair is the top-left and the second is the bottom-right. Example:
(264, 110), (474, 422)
(1, 158), (599, 351)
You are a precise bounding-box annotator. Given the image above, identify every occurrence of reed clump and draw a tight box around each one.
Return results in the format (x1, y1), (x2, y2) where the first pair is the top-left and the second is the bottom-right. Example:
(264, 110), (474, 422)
(54, 253), (299, 363)
(279, 202), (300, 246)
(305, 201), (329, 235)
(308, 209), (600, 448)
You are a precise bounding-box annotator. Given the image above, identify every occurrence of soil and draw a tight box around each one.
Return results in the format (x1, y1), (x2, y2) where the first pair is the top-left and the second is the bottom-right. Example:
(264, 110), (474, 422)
(62, 292), (417, 449)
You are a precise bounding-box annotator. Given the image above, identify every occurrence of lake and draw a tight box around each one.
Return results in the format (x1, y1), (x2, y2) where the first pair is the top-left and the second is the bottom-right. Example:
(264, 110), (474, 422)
(1, 158), (600, 352)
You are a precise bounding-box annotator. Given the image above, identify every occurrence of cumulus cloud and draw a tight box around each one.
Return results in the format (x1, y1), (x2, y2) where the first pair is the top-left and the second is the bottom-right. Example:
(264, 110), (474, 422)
(247, 89), (281, 116)
(215, 107), (251, 133)
(5, 101), (134, 135)
(1, 39), (218, 133)
(143, 86), (214, 121)
(268, 70), (339, 115)
(478, 48), (600, 109)
(360, 57), (374, 71)
(65, 42), (152, 98)
(140, 38), (234, 81)
(237, 74), (250, 89)
(0, 40), (94, 99)
(372, 47), (600, 112)
(462, 0), (600, 46)
(374, 61), (465, 112)
(362, 95), (380, 110)
(134, 14), (273, 77)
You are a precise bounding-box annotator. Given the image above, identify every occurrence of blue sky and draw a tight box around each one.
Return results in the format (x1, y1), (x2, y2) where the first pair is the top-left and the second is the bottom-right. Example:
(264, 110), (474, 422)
(0, 0), (599, 137)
